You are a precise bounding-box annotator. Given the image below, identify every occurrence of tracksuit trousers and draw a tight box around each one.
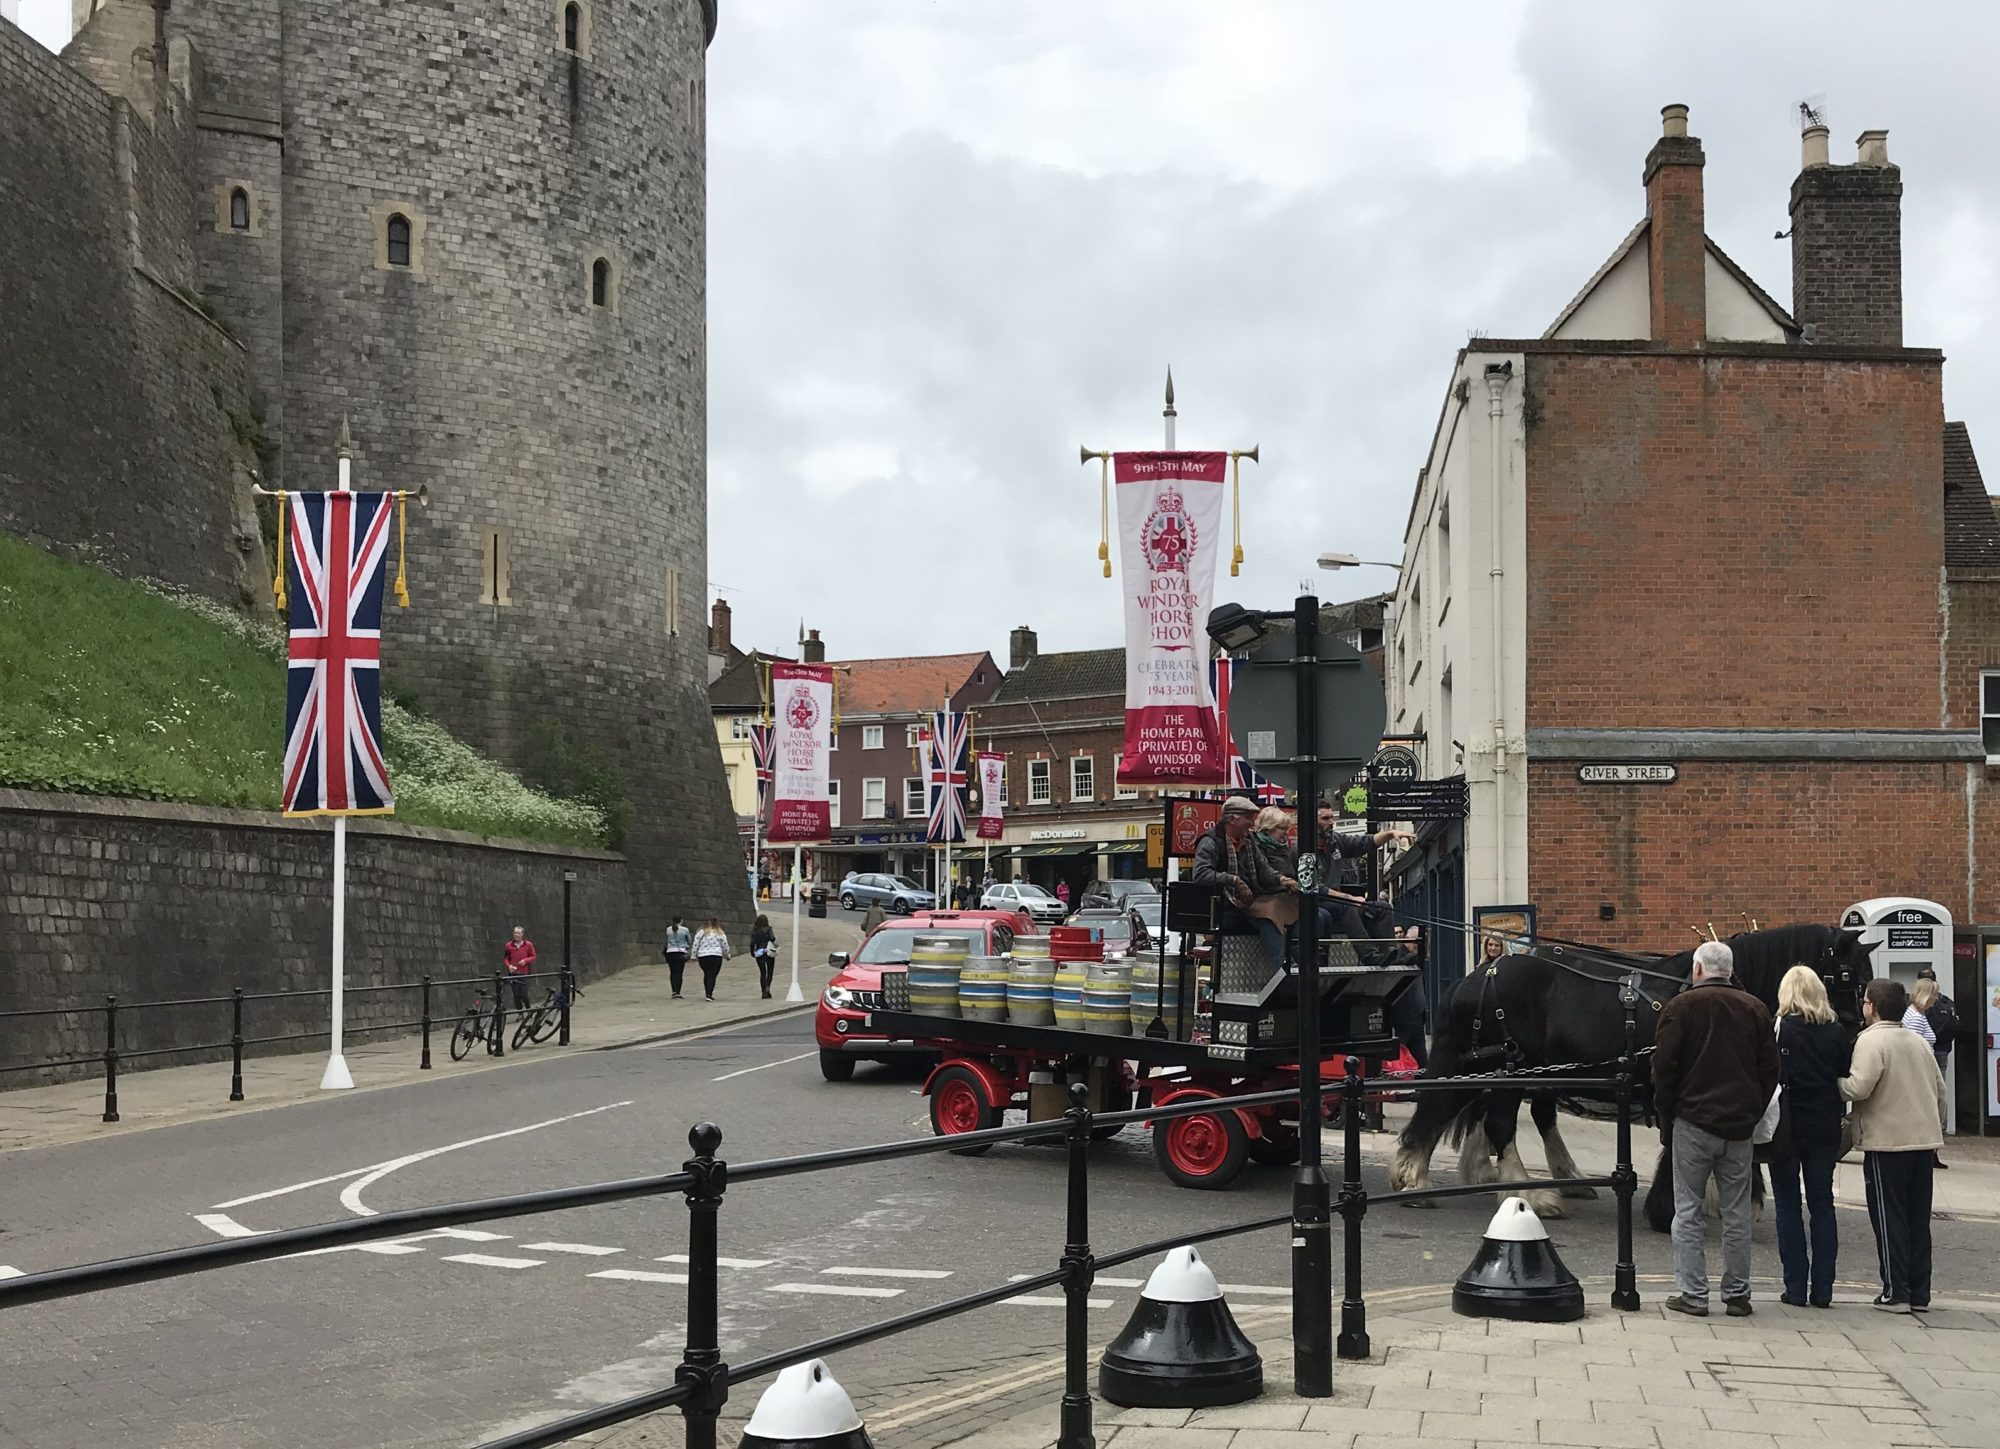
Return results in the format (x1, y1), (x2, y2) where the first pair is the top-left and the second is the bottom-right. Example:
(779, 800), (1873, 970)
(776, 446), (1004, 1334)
(1862, 1149), (1934, 1308)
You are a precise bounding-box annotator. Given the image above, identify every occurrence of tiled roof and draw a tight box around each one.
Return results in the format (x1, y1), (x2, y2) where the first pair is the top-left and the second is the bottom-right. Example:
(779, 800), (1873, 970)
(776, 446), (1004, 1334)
(993, 647), (1126, 703)
(709, 650), (785, 711)
(1943, 422), (2000, 572)
(837, 652), (995, 715)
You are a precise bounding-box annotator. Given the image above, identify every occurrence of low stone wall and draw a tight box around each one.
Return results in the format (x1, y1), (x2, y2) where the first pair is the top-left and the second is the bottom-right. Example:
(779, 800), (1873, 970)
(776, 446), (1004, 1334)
(0, 789), (629, 1083)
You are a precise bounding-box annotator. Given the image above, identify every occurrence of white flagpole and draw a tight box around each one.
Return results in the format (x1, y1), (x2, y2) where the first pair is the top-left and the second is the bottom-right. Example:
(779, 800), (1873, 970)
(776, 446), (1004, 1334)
(785, 842), (804, 1002)
(320, 421), (356, 1091)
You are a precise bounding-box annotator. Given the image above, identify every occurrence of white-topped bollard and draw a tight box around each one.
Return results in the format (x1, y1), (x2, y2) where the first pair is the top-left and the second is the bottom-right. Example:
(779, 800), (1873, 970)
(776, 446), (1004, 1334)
(739, 1360), (873, 1449)
(1098, 1246), (1263, 1408)
(1451, 1195), (1585, 1322)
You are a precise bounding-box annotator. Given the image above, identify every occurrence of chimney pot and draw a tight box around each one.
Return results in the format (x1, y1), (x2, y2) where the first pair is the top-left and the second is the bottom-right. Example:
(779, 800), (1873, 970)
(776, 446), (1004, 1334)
(1661, 103), (1690, 138)
(1008, 625), (1039, 671)
(1643, 104), (1706, 346)
(1856, 128), (1890, 166)
(802, 628), (825, 665)
(1801, 123), (1830, 168)
(707, 597), (732, 655)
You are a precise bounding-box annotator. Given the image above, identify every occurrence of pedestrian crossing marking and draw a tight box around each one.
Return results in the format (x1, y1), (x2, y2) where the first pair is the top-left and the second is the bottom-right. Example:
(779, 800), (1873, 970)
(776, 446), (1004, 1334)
(441, 1253), (544, 1269)
(821, 1266), (953, 1280)
(523, 1242), (624, 1256)
(433, 1228), (509, 1241)
(1003, 1296), (1112, 1309)
(0, 1267), (22, 1280)
(194, 1213), (263, 1239)
(591, 1269), (687, 1284)
(1009, 1273), (1143, 1288)
(769, 1282), (904, 1298)
(657, 1254), (774, 1269)
(1218, 1284), (1289, 1296)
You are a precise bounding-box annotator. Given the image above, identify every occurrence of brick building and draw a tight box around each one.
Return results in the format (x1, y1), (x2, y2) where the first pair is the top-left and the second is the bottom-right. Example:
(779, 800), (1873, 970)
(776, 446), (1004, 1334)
(1388, 104), (2000, 1078)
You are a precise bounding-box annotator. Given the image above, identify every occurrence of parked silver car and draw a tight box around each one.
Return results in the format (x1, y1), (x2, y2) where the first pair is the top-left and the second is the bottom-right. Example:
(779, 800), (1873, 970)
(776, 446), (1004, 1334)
(837, 873), (935, 914)
(980, 881), (1067, 925)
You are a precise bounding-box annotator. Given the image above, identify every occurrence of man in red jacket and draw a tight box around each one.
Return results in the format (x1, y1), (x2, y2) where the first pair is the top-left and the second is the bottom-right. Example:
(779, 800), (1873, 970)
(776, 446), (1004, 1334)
(502, 926), (536, 1011)
(1652, 939), (1780, 1318)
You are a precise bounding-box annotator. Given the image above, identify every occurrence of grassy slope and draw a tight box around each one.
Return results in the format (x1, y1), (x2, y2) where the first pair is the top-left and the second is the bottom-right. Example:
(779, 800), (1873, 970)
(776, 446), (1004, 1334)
(0, 535), (607, 848)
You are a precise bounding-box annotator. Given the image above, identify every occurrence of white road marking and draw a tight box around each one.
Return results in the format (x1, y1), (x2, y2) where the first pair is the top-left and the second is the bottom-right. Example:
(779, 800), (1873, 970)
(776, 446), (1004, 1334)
(1218, 1284), (1289, 1297)
(193, 1213), (263, 1239)
(431, 1228), (510, 1241)
(768, 1282), (904, 1299)
(0, 1267), (23, 1280)
(209, 1166), (373, 1211)
(657, 1254), (773, 1269)
(522, 1242), (623, 1256)
(821, 1266), (953, 1280)
(338, 1100), (632, 1216)
(442, 1253), (544, 1270)
(590, 1269), (687, 1285)
(711, 1050), (816, 1083)
(1009, 1273), (1142, 1288)
(1004, 1296), (1112, 1309)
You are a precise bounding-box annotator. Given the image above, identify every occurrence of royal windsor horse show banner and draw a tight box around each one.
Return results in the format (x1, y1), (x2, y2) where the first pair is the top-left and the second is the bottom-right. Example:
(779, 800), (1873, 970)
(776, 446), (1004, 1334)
(768, 661), (834, 843)
(1113, 451), (1228, 785)
(976, 751), (1005, 840)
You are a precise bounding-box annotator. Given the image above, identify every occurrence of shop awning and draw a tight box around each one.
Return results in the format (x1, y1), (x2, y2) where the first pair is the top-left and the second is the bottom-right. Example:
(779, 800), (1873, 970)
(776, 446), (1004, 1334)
(1016, 843), (1085, 858)
(1099, 841), (1146, 855)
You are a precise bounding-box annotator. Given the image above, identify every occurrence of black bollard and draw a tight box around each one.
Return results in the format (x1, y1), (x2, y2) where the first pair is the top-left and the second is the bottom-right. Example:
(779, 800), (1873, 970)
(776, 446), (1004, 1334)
(1612, 984), (1641, 1310)
(1058, 1080), (1096, 1449)
(229, 987), (245, 1101)
(101, 995), (119, 1124)
(490, 970), (505, 1057)
(419, 974), (433, 1070)
(1337, 1058), (1369, 1360)
(678, 1122), (730, 1449)
(559, 966), (574, 1047)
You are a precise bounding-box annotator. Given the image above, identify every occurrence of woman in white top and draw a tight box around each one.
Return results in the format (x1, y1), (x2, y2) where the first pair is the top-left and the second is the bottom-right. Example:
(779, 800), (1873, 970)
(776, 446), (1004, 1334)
(692, 919), (731, 1001)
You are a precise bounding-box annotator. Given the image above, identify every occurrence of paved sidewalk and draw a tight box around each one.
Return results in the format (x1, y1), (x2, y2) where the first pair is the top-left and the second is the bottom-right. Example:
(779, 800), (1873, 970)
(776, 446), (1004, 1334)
(0, 907), (865, 1154)
(938, 1279), (1999, 1449)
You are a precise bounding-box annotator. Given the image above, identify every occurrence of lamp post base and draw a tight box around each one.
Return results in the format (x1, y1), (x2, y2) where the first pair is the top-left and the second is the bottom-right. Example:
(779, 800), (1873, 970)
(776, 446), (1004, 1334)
(319, 1053), (354, 1091)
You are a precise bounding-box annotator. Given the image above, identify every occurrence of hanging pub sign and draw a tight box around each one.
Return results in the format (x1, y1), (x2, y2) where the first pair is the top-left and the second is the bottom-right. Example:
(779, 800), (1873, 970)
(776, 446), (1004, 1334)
(767, 661), (833, 843)
(1112, 451), (1229, 785)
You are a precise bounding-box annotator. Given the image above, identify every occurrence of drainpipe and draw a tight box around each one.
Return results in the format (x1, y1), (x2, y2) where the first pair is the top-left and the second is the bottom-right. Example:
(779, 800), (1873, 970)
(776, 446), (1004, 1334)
(1484, 362), (1513, 902)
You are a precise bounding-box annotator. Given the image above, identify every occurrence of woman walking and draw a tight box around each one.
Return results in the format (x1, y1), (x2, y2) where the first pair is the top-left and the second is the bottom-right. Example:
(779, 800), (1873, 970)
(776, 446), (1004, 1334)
(692, 918), (731, 1001)
(749, 914), (779, 999)
(1768, 965), (1852, 1307)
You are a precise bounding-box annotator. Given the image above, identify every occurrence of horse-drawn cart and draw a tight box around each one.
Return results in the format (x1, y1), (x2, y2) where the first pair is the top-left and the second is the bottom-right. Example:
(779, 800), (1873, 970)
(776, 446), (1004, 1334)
(867, 900), (1421, 1190)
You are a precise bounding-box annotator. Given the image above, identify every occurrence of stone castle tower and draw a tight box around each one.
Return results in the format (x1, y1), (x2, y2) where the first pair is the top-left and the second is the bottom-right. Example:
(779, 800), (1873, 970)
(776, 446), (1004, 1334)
(43, 0), (744, 938)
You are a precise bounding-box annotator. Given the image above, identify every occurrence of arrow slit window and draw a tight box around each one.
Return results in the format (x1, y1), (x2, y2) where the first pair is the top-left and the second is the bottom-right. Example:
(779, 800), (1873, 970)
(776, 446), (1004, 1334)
(479, 527), (512, 606)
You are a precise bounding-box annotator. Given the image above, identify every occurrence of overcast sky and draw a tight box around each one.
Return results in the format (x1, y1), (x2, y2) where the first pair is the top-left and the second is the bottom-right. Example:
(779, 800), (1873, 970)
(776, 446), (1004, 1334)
(22, 2), (2000, 667)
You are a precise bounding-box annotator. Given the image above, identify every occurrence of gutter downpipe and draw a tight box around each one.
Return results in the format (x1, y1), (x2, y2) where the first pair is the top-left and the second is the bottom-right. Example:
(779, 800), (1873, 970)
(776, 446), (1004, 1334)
(1484, 363), (1513, 905)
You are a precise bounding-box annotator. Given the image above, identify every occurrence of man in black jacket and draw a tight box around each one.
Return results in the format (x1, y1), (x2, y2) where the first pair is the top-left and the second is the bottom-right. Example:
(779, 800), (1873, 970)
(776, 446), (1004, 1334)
(1652, 940), (1780, 1318)
(1191, 796), (1286, 969)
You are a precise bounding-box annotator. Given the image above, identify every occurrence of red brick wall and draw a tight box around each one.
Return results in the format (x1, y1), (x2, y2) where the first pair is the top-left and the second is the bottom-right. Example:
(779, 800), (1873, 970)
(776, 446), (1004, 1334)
(1946, 576), (2000, 731)
(1525, 353), (1944, 730)
(976, 696), (1127, 816)
(1526, 760), (1991, 948)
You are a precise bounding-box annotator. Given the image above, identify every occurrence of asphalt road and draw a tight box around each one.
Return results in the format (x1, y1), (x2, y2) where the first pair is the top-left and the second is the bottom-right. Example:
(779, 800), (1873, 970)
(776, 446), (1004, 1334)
(4, 1014), (1999, 1449)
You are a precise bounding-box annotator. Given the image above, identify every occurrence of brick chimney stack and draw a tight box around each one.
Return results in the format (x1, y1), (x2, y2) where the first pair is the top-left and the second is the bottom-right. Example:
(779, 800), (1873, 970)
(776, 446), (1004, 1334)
(1009, 625), (1039, 671)
(708, 597), (732, 655)
(802, 628), (825, 664)
(1644, 103), (1707, 347)
(1789, 125), (1903, 347)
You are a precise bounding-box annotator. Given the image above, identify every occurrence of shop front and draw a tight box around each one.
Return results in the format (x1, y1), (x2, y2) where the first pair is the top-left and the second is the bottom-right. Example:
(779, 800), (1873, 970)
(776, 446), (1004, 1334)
(987, 819), (1158, 900)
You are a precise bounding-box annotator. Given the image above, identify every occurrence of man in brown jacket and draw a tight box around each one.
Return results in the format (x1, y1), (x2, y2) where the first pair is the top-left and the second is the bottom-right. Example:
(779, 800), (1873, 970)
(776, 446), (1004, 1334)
(1652, 940), (1780, 1317)
(1842, 978), (1948, 1312)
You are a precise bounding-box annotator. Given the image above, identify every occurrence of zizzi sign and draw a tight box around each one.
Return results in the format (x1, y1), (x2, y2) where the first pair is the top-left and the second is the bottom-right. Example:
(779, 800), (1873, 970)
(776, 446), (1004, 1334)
(1576, 763), (1678, 784)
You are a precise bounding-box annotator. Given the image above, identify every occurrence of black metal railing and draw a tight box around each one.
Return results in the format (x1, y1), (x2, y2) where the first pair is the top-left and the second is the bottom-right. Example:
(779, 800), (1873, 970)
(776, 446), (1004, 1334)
(0, 967), (579, 1120)
(0, 1054), (1641, 1449)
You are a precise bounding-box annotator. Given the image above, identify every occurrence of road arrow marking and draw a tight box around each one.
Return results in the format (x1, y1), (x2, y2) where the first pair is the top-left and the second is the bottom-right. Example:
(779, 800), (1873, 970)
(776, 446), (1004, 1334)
(339, 1101), (633, 1216)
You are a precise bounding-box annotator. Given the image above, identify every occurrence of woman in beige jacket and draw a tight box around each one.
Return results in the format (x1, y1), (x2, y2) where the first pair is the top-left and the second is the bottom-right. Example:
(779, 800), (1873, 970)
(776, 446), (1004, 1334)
(1840, 978), (1947, 1313)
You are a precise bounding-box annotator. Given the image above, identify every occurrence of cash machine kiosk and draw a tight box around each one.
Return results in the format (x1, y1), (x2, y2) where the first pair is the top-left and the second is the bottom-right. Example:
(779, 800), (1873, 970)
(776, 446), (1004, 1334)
(1842, 897), (1955, 1133)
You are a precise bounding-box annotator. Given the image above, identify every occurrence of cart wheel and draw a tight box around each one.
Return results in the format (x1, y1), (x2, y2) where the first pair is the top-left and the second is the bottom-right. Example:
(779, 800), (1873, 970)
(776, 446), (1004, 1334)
(1153, 1105), (1248, 1189)
(818, 1050), (856, 1083)
(930, 1066), (999, 1155)
(1248, 1127), (1300, 1167)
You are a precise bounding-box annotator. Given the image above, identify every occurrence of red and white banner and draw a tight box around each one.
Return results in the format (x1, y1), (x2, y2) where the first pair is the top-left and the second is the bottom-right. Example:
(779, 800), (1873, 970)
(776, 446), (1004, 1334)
(975, 750), (1005, 840)
(767, 661), (833, 843)
(1113, 451), (1228, 785)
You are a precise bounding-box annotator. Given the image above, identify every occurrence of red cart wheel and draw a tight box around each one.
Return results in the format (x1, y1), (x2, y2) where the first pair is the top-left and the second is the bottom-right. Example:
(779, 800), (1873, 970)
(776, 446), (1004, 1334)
(930, 1066), (999, 1155)
(1153, 1106), (1248, 1190)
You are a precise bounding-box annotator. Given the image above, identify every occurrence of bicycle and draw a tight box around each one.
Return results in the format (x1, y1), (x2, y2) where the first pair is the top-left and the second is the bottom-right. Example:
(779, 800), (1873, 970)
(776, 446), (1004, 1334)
(510, 977), (582, 1050)
(449, 987), (496, 1061)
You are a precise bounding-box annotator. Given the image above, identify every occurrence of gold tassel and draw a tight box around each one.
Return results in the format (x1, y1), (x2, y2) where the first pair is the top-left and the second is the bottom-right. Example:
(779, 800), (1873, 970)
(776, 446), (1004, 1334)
(1097, 453), (1111, 578)
(272, 491), (289, 611)
(392, 493), (410, 608)
(1230, 454), (1244, 577)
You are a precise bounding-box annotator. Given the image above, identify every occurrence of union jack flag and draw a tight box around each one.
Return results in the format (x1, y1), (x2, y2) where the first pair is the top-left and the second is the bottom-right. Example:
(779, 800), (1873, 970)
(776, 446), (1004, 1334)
(282, 491), (396, 816)
(750, 723), (774, 809)
(925, 708), (970, 843)
(1208, 656), (1287, 807)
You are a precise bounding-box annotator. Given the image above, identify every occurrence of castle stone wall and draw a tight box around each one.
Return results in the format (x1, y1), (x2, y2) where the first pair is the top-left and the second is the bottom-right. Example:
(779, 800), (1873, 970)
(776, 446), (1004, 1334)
(0, 789), (631, 1084)
(0, 20), (268, 610)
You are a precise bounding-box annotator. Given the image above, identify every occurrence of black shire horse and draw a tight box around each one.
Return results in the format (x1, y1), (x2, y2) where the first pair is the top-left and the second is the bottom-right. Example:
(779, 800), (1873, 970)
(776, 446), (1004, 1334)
(1388, 923), (1877, 1227)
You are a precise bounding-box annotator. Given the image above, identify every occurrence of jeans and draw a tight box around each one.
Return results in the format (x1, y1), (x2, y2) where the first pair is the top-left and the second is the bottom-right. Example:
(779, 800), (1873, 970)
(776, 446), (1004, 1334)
(666, 952), (688, 995)
(756, 952), (776, 995)
(1670, 1119), (1753, 1305)
(1252, 918), (1286, 971)
(697, 954), (724, 998)
(1770, 1132), (1839, 1304)
(508, 974), (533, 1011)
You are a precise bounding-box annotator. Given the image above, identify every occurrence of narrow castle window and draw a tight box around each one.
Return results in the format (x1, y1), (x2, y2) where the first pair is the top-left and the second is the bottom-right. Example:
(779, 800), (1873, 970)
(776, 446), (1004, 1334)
(667, 566), (682, 636)
(386, 214), (412, 268)
(688, 76), (701, 133)
(591, 257), (610, 308)
(563, 3), (580, 51)
(229, 188), (250, 230)
(480, 528), (512, 606)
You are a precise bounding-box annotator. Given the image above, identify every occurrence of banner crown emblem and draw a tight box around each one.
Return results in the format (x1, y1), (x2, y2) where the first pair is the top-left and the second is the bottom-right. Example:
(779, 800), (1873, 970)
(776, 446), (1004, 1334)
(1142, 487), (1196, 574)
(785, 685), (819, 731)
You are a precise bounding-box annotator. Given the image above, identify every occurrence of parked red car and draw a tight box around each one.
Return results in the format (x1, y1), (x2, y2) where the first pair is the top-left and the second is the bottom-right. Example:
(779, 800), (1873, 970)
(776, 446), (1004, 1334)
(816, 909), (1032, 1081)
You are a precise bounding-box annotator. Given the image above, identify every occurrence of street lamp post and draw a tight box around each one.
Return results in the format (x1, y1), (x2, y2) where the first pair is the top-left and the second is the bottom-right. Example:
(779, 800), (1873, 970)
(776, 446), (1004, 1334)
(1289, 591), (1332, 1398)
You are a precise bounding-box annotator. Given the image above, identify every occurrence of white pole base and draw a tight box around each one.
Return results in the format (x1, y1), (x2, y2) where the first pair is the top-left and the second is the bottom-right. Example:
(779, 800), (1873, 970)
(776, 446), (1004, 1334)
(319, 1053), (355, 1091)
(785, 978), (805, 1004)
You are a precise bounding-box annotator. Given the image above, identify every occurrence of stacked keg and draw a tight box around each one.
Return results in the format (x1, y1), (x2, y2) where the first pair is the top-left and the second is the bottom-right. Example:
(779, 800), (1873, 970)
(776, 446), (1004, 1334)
(1049, 925), (1101, 1031)
(908, 935), (965, 1019)
(958, 956), (1010, 1021)
(1006, 936), (1056, 1026)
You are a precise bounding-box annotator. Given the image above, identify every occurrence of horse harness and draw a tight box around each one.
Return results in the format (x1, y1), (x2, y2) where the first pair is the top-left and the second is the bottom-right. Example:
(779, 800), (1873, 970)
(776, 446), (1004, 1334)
(1466, 945), (1675, 1074)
